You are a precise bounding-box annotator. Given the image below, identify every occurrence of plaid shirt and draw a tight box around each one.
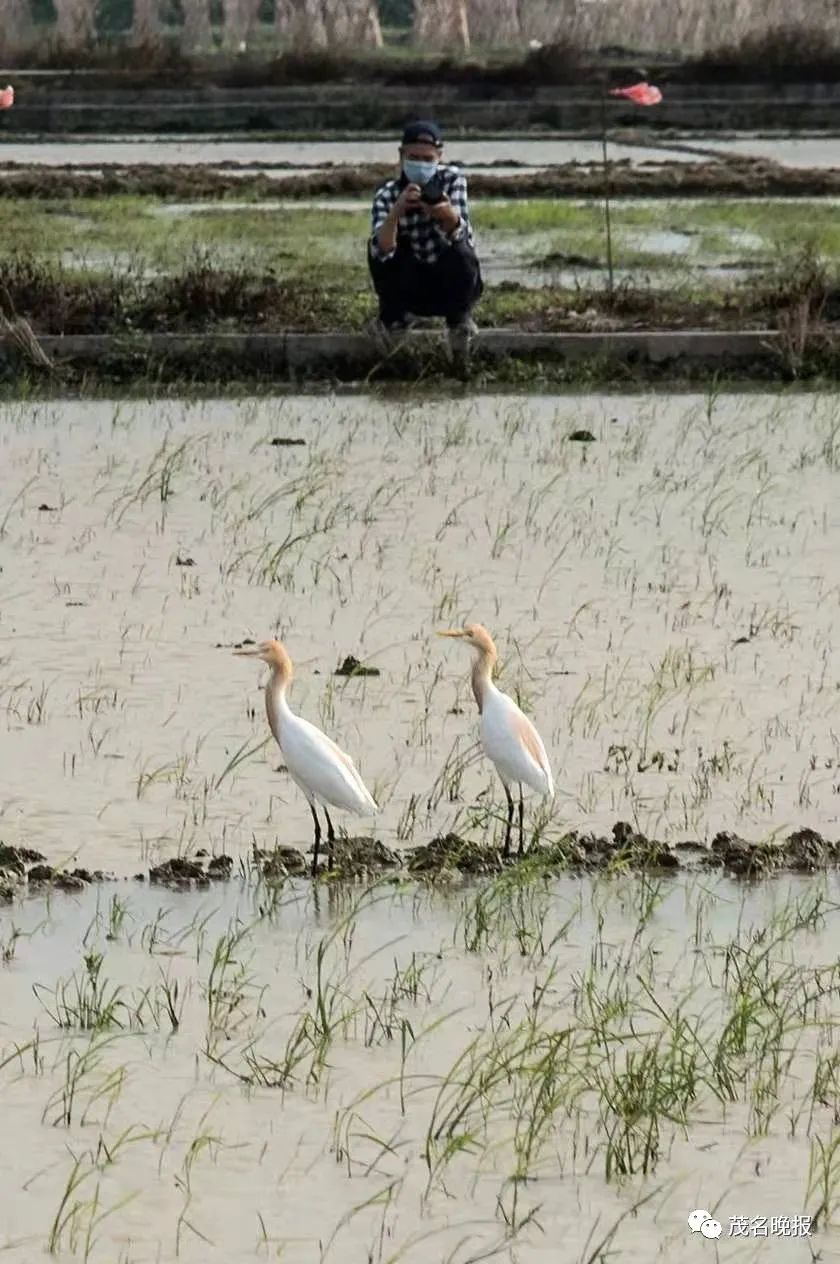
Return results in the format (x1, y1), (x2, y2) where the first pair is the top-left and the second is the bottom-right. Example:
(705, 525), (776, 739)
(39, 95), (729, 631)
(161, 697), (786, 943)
(369, 164), (475, 265)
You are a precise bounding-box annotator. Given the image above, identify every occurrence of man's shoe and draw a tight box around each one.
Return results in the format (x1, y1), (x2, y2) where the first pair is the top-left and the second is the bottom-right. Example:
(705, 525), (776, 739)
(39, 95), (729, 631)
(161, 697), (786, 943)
(367, 317), (409, 355)
(447, 317), (478, 365)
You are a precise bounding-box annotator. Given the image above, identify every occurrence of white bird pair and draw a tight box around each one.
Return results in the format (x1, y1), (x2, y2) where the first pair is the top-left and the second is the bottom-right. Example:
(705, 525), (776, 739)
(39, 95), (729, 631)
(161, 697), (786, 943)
(234, 623), (554, 875)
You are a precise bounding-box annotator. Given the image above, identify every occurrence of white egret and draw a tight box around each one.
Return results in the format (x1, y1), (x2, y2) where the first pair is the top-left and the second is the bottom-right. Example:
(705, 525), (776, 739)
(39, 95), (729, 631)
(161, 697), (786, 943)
(234, 639), (378, 874)
(437, 623), (553, 856)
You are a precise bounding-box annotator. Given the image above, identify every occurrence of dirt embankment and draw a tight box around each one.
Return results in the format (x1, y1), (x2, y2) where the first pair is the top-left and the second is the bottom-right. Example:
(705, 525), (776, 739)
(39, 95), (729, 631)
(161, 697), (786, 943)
(1, 159), (840, 202)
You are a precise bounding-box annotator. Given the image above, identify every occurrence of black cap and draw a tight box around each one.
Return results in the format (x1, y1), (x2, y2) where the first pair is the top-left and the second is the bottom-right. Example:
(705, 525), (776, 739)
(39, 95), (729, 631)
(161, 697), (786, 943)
(401, 119), (443, 147)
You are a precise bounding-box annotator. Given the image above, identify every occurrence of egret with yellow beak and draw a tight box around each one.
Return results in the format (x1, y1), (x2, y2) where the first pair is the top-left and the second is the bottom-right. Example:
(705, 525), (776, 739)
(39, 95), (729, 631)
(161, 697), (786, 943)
(234, 640), (378, 875)
(437, 623), (553, 856)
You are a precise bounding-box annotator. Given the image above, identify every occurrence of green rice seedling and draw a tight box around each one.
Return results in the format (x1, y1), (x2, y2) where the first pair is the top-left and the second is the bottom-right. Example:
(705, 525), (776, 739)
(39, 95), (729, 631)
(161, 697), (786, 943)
(47, 1142), (139, 1261)
(139, 907), (171, 955)
(811, 1050), (840, 1125)
(35, 951), (129, 1032)
(173, 1102), (236, 1257)
(495, 1182), (544, 1237)
(395, 792), (420, 842)
(204, 921), (263, 1053)
(318, 1176), (404, 1264)
(0, 1031), (44, 1077)
(155, 966), (187, 1034)
(47, 1151), (96, 1256)
(109, 436), (196, 527)
(25, 681), (50, 725)
(576, 1185), (667, 1264)
(89, 1124), (157, 1171)
(426, 738), (484, 814)
(362, 993), (415, 1050)
(42, 1034), (127, 1129)
(138, 906), (215, 959)
(105, 894), (130, 943)
(0, 473), (38, 539)
(131, 966), (191, 1034)
(807, 1129), (840, 1229)
(209, 735), (270, 793)
(387, 952), (437, 1007)
(135, 755), (193, 800)
(1, 923), (22, 963)
(591, 1027), (700, 1180)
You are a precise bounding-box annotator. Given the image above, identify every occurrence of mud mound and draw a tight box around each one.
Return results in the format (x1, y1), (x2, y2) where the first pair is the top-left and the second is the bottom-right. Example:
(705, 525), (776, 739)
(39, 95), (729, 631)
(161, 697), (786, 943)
(0, 843), (110, 897)
(146, 851), (235, 889)
(319, 835), (401, 879)
(407, 833), (503, 876)
(4, 823), (840, 901)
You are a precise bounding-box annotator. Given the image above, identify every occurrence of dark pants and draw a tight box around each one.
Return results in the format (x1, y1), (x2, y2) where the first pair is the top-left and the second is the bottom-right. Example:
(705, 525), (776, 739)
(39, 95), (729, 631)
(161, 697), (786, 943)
(368, 238), (483, 328)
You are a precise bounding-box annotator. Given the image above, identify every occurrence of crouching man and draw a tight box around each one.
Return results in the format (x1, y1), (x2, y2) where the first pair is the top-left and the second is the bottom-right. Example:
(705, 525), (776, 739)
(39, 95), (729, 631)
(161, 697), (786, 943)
(367, 119), (483, 361)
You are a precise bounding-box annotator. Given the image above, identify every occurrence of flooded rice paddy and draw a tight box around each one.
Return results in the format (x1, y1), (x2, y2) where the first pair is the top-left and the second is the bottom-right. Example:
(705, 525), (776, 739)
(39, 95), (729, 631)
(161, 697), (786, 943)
(1, 133), (838, 171)
(0, 136), (719, 170)
(3, 391), (840, 1261)
(3, 392), (840, 864)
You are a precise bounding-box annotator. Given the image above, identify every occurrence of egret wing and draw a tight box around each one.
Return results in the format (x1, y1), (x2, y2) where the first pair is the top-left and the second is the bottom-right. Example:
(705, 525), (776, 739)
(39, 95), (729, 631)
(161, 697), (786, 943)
(281, 714), (378, 814)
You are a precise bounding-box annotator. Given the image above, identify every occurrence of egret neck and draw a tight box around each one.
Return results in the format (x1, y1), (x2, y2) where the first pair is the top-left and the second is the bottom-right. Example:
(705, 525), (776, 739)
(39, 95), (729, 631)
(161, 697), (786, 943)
(470, 639), (497, 714)
(264, 651), (293, 745)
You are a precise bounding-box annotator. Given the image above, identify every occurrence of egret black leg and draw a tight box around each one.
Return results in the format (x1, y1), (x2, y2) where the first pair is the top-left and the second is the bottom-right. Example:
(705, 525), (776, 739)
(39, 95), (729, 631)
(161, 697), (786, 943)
(503, 785), (515, 858)
(517, 788), (525, 857)
(324, 808), (336, 871)
(310, 803), (322, 876)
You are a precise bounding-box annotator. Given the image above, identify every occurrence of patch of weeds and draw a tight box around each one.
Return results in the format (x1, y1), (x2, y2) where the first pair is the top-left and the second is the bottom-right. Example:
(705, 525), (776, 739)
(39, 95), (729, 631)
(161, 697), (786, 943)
(35, 951), (128, 1031)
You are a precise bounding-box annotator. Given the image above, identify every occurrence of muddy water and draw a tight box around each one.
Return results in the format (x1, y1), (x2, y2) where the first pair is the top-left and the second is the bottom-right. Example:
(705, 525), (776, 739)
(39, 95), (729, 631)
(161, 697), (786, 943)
(0, 136), (715, 169)
(2, 393), (840, 873)
(2, 134), (838, 170)
(697, 137), (840, 168)
(1, 873), (839, 1262)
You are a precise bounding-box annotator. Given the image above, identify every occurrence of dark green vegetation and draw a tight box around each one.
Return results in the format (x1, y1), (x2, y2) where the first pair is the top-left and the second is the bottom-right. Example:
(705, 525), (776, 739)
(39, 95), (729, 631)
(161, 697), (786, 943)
(7, 162), (840, 201)
(0, 257), (811, 333)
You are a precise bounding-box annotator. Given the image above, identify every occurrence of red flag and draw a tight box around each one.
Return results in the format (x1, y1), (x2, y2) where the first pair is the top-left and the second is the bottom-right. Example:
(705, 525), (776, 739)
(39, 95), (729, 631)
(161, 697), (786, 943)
(609, 82), (662, 106)
(0, 86), (14, 110)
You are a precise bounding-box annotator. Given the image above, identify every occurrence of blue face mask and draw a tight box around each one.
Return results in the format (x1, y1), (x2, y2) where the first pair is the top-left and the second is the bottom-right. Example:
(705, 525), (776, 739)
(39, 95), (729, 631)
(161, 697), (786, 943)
(403, 159), (438, 186)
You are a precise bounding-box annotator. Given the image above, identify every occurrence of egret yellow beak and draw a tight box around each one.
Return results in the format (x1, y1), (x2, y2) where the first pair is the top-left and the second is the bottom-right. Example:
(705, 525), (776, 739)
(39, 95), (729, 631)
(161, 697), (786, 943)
(233, 644), (261, 656)
(436, 629), (466, 639)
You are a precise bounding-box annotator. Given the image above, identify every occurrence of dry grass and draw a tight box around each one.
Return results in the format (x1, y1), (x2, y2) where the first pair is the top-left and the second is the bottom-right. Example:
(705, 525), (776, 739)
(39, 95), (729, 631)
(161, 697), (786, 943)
(540, 0), (840, 58)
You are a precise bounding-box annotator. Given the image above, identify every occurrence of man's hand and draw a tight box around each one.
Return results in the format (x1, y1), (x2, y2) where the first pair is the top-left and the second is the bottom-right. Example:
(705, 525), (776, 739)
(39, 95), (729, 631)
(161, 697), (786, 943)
(395, 183), (422, 215)
(375, 184), (422, 256)
(423, 195), (460, 234)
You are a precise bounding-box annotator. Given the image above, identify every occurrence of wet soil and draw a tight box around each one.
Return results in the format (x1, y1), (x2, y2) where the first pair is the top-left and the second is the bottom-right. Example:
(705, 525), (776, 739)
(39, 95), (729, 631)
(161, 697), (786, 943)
(0, 844), (110, 898)
(4, 825), (840, 898)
